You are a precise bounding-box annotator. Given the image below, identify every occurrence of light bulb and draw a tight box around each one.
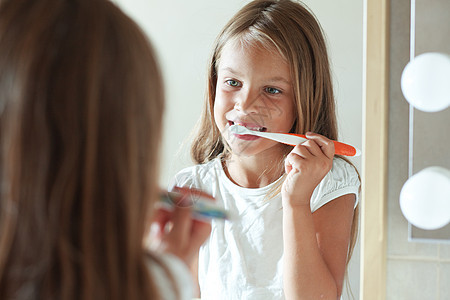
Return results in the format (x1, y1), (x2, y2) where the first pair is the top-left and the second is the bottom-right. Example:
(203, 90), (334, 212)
(401, 52), (450, 112)
(400, 166), (450, 230)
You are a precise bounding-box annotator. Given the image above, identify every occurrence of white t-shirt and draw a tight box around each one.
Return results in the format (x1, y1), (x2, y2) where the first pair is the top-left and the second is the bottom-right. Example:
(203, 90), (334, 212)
(171, 157), (360, 300)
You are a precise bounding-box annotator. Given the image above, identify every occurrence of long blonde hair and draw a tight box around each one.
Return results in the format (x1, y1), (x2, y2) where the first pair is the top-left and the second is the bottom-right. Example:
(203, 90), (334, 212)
(0, 0), (166, 299)
(191, 0), (359, 266)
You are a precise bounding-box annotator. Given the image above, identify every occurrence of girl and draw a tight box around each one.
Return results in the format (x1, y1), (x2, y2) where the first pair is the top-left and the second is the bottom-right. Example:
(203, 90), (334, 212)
(0, 0), (210, 299)
(172, 0), (360, 299)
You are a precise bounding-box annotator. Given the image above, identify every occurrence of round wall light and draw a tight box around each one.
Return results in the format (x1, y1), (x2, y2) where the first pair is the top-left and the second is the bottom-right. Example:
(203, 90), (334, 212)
(400, 166), (450, 230)
(401, 52), (450, 112)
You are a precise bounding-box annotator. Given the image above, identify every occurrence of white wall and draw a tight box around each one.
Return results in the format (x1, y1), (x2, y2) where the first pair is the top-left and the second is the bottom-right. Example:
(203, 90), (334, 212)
(113, 0), (246, 186)
(113, 1), (362, 298)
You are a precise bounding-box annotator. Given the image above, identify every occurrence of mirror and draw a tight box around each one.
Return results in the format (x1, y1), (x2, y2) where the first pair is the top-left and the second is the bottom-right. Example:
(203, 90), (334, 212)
(363, 0), (450, 299)
(113, 0), (363, 298)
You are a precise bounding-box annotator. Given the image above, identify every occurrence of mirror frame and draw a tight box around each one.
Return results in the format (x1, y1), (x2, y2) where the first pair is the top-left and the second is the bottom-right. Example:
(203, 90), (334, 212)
(360, 0), (389, 299)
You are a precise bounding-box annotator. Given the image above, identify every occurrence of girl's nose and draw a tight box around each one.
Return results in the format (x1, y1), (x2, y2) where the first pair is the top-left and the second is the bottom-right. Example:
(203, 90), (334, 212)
(234, 89), (260, 114)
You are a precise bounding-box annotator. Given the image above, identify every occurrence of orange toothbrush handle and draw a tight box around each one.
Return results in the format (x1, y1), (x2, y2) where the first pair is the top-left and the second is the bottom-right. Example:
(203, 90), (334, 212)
(332, 141), (359, 156)
(288, 133), (360, 157)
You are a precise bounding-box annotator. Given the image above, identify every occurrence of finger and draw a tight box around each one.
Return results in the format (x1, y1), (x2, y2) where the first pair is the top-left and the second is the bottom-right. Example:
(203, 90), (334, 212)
(166, 205), (192, 245)
(151, 207), (172, 230)
(285, 159), (293, 174)
(298, 139), (322, 157)
(305, 132), (335, 159)
(285, 152), (303, 174)
(147, 208), (172, 251)
(290, 143), (314, 159)
(188, 220), (212, 254)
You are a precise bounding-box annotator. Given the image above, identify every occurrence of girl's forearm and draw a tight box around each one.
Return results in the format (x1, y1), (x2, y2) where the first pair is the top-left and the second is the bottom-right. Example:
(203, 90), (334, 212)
(282, 202), (338, 300)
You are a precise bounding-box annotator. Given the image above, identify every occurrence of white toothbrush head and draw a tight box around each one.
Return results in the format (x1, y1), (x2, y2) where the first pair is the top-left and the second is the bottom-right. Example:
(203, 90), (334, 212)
(229, 124), (252, 134)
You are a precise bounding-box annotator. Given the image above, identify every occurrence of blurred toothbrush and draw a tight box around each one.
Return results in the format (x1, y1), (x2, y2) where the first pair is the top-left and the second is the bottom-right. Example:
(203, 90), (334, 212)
(159, 189), (231, 221)
(229, 124), (361, 157)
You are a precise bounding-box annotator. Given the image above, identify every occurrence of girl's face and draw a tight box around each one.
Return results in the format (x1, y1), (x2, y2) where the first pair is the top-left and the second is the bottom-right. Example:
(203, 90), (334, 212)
(214, 39), (296, 157)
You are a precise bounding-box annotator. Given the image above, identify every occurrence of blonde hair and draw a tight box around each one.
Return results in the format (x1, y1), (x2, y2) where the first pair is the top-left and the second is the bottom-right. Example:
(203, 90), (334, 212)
(191, 0), (359, 268)
(0, 0), (169, 299)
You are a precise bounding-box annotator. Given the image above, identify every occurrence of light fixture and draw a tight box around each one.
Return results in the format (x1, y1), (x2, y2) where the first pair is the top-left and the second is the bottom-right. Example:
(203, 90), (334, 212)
(400, 167), (450, 230)
(399, 0), (450, 231)
(401, 52), (450, 112)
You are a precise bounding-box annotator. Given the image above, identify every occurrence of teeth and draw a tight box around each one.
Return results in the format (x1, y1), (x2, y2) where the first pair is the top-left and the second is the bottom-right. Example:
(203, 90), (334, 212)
(231, 122), (265, 133)
(234, 123), (261, 131)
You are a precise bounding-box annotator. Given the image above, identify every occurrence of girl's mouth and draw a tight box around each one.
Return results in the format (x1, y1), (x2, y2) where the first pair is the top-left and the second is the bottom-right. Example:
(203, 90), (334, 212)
(228, 121), (267, 132)
(228, 121), (267, 141)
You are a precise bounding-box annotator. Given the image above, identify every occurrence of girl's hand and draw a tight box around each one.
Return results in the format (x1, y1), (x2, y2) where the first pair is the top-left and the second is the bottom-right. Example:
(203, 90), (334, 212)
(282, 132), (335, 207)
(149, 188), (212, 266)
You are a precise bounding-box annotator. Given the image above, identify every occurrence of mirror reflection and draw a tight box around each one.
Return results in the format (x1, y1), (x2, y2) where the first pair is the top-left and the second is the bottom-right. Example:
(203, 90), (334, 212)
(116, 0), (363, 299)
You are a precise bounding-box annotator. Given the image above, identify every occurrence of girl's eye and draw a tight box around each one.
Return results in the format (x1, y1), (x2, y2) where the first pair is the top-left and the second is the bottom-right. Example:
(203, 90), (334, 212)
(265, 87), (281, 94)
(226, 80), (241, 87)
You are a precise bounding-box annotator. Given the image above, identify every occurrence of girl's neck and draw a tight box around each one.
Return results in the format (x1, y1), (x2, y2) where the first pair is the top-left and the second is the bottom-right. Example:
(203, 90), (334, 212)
(223, 149), (286, 189)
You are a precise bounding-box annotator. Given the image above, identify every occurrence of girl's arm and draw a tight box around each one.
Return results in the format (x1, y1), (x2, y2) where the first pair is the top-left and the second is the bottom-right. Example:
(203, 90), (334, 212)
(282, 133), (356, 300)
(283, 194), (355, 299)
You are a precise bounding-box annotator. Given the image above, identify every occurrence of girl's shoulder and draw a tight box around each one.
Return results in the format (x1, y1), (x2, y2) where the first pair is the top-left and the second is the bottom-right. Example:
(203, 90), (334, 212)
(330, 157), (359, 180)
(171, 158), (223, 189)
(327, 157), (360, 190)
(310, 157), (360, 212)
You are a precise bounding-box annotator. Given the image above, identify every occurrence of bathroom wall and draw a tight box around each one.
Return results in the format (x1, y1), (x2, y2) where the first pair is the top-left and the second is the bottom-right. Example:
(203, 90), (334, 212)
(386, 0), (450, 299)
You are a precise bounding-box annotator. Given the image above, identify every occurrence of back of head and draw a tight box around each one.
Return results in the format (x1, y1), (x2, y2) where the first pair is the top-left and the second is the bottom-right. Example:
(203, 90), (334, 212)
(192, 0), (338, 164)
(0, 0), (164, 299)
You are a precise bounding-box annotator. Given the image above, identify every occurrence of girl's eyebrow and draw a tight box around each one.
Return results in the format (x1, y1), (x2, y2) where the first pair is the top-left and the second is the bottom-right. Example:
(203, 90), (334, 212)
(266, 76), (292, 86)
(221, 67), (291, 86)
(220, 66), (243, 77)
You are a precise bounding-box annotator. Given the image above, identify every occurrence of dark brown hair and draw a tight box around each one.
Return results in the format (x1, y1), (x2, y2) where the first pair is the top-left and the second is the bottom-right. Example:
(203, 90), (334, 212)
(0, 0), (165, 299)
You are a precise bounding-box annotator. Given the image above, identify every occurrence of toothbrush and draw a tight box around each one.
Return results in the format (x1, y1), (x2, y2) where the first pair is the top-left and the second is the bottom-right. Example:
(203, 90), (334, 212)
(159, 190), (231, 221)
(229, 124), (361, 157)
